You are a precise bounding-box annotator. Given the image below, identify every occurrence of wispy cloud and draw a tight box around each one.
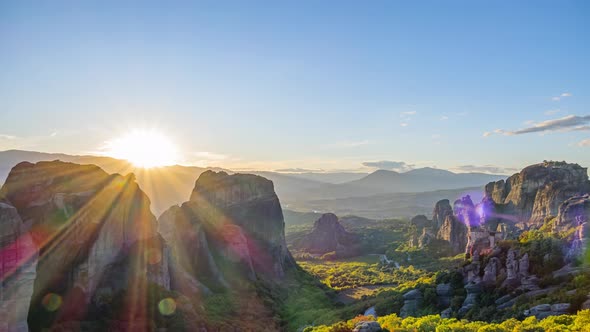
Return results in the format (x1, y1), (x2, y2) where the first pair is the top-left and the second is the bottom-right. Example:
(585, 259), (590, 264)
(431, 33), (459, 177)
(484, 115), (590, 136)
(274, 167), (323, 173)
(0, 134), (17, 140)
(399, 110), (417, 127)
(362, 160), (414, 172)
(578, 139), (590, 147)
(545, 109), (561, 115)
(552, 92), (573, 101)
(323, 140), (372, 148)
(440, 115), (449, 121)
(192, 151), (229, 160)
(453, 164), (518, 175)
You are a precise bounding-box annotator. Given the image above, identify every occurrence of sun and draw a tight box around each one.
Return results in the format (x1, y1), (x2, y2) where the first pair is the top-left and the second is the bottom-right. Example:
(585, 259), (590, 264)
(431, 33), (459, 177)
(104, 129), (179, 168)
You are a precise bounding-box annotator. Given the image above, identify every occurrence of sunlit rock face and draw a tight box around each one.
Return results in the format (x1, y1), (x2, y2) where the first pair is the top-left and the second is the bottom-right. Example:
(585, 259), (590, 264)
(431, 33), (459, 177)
(484, 161), (590, 226)
(159, 171), (295, 289)
(432, 199), (453, 229)
(0, 202), (37, 332)
(0, 161), (169, 330)
(436, 214), (467, 254)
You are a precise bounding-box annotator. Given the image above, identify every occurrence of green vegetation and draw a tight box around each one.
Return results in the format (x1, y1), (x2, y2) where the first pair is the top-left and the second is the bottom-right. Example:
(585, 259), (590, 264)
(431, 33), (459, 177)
(299, 257), (434, 290)
(305, 310), (590, 332)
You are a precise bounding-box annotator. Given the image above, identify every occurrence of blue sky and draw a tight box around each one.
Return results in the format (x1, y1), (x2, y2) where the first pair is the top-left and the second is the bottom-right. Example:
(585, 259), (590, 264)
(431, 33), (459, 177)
(1, 1), (589, 173)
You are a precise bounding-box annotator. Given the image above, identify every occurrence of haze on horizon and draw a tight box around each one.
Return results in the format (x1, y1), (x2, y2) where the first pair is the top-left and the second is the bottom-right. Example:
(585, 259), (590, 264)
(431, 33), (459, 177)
(1, 1), (589, 174)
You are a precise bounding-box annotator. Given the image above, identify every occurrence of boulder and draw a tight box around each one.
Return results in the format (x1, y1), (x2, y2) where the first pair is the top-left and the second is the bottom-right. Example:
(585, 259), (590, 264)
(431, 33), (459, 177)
(400, 289), (423, 317)
(441, 308), (452, 318)
(353, 321), (382, 332)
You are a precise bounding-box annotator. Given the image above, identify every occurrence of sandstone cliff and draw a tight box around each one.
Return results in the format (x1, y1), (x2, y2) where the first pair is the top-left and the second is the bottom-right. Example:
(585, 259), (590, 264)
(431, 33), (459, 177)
(158, 171), (296, 283)
(0, 161), (169, 331)
(484, 161), (590, 226)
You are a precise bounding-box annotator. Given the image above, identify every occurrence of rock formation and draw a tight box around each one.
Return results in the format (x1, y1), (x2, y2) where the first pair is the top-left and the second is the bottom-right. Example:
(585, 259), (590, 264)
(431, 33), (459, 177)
(436, 215), (468, 254)
(484, 161), (590, 227)
(158, 171), (295, 288)
(432, 199), (453, 229)
(400, 289), (423, 317)
(524, 303), (571, 319)
(295, 213), (360, 257)
(0, 202), (37, 332)
(436, 283), (453, 308)
(0, 161), (170, 330)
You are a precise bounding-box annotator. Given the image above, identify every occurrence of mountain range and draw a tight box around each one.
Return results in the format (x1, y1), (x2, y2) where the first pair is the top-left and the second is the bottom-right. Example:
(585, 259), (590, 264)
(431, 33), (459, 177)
(0, 150), (505, 218)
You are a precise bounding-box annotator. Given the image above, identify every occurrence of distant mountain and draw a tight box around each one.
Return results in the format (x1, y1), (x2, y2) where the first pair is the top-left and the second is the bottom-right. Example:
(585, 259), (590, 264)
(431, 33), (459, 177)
(286, 187), (486, 219)
(297, 168), (505, 200)
(0, 150), (505, 219)
(276, 172), (368, 184)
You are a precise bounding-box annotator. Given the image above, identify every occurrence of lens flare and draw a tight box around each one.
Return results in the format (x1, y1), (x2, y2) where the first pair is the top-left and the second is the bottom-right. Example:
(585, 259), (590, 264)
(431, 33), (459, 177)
(145, 248), (162, 265)
(42, 293), (62, 312)
(158, 298), (176, 316)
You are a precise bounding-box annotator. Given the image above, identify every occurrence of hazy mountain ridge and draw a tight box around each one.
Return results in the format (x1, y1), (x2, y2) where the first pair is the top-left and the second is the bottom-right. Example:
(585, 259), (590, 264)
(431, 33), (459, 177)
(0, 150), (505, 219)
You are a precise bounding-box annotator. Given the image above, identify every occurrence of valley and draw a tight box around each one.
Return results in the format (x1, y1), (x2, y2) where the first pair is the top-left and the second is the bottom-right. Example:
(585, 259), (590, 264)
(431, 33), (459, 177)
(0, 157), (589, 331)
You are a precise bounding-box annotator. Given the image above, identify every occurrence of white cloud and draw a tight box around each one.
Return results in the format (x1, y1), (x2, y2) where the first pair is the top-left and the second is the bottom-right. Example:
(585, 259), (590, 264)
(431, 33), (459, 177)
(440, 115), (449, 121)
(400, 123), (408, 127)
(362, 160), (414, 172)
(578, 139), (590, 147)
(453, 164), (518, 175)
(0, 134), (17, 140)
(545, 109), (561, 115)
(484, 115), (590, 136)
(552, 92), (573, 101)
(192, 151), (229, 160)
(401, 111), (417, 116)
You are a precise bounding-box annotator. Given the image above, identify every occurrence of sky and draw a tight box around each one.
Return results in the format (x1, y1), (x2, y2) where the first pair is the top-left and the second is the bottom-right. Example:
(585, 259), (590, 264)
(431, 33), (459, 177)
(1, 1), (589, 174)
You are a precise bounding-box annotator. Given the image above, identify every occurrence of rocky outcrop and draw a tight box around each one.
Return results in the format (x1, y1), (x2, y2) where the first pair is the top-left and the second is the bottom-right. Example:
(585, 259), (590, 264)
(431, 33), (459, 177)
(0, 202), (37, 332)
(433, 199), (453, 229)
(0, 161), (169, 330)
(437, 215), (468, 254)
(159, 171), (295, 289)
(459, 282), (482, 315)
(295, 213), (360, 256)
(353, 321), (381, 332)
(410, 215), (430, 229)
(524, 303), (570, 319)
(436, 283), (453, 308)
(400, 289), (423, 317)
(484, 161), (590, 226)
(482, 257), (501, 285)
